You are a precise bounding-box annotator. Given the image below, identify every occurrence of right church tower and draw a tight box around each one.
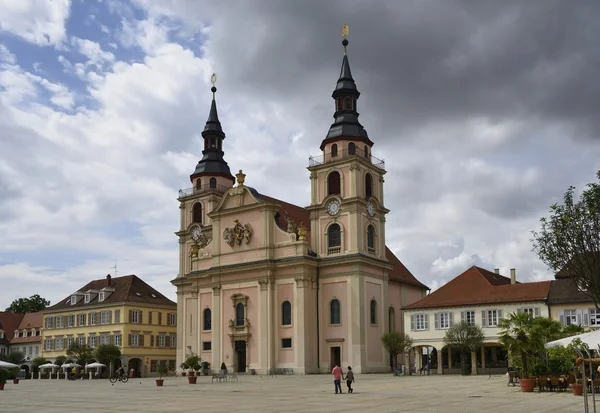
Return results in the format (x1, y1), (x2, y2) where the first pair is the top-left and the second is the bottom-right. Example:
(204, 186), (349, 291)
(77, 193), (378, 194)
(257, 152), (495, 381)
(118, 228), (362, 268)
(307, 26), (393, 373)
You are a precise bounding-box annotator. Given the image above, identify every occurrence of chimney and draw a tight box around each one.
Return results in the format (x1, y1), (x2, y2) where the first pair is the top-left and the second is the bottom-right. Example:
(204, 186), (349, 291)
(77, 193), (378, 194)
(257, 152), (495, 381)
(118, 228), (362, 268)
(494, 268), (500, 274)
(510, 268), (516, 284)
(106, 274), (112, 287)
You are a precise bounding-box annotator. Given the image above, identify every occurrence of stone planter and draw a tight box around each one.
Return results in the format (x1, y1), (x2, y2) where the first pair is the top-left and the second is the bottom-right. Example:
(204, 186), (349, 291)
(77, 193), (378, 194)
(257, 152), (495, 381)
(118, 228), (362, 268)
(187, 376), (197, 384)
(572, 383), (584, 396)
(519, 378), (536, 392)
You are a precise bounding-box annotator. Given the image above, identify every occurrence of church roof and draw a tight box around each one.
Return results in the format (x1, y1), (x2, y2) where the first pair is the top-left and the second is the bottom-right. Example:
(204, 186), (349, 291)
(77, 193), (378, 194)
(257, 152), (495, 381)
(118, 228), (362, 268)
(256, 192), (427, 290)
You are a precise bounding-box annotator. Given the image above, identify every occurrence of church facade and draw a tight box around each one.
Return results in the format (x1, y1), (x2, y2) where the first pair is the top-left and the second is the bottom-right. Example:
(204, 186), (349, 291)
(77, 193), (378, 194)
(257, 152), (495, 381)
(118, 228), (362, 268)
(172, 34), (428, 374)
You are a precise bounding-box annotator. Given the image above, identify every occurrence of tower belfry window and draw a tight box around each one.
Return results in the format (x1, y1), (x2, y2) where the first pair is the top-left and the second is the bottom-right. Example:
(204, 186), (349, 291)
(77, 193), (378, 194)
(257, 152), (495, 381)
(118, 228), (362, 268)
(345, 97), (352, 111)
(348, 142), (356, 155)
(196, 179), (202, 190)
(209, 177), (217, 189)
(365, 173), (373, 199)
(193, 203), (202, 224)
(331, 144), (338, 157)
(336, 98), (343, 111)
(327, 171), (341, 195)
(367, 225), (375, 252)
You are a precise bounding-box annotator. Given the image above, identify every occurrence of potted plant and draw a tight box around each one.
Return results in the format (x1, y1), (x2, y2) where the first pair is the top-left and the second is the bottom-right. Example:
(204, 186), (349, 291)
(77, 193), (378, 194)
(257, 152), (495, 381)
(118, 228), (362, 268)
(180, 362), (188, 377)
(156, 363), (168, 387)
(201, 361), (210, 376)
(184, 353), (200, 384)
(498, 312), (538, 392)
(0, 369), (8, 390)
(9, 368), (19, 384)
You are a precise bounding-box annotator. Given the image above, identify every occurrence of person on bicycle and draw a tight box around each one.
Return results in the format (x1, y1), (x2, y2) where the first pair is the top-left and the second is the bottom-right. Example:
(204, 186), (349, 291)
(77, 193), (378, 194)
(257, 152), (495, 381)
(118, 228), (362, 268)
(116, 366), (125, 378)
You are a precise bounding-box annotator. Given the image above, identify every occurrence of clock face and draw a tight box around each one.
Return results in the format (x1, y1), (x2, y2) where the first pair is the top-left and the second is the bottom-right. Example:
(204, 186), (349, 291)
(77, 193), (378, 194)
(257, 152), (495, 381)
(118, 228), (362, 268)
(327, 199), (340, 216)
(367, 201), (376, 217)
(190, 225), (202, 242)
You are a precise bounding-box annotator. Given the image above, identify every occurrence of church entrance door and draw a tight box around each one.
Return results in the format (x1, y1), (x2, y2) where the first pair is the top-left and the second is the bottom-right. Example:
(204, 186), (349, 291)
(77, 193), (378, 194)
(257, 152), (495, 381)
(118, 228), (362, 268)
(235, 340), (246, 373)
(330, 346), (341, 369)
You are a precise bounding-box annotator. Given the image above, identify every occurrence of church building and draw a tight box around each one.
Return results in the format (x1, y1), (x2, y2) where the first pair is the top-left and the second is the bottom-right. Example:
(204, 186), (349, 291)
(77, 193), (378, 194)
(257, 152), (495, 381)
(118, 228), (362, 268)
(172, 31), (429, 374)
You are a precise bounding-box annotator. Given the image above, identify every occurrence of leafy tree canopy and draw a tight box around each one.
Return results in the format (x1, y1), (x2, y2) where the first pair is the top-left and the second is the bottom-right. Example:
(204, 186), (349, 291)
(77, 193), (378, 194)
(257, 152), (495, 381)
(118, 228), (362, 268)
(7, 351), (25, 365)
(54, 355), (67, 366)
(443, 321), (484, 353)
(94, 344), (121, 366)
(381, 331), (413, 369)
(531, 170), (600, 306)
(5, 294), (50, 313)
(66, 343), (95, 365)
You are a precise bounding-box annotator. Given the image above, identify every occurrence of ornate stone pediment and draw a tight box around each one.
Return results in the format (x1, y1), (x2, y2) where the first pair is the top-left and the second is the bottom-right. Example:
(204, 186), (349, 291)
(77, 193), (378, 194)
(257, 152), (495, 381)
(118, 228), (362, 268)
(223, 219), (252, 247)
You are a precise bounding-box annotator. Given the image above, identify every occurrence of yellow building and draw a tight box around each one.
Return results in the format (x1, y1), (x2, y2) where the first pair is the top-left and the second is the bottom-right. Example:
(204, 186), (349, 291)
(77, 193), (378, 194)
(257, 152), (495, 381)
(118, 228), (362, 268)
(41, 274), (177, 377)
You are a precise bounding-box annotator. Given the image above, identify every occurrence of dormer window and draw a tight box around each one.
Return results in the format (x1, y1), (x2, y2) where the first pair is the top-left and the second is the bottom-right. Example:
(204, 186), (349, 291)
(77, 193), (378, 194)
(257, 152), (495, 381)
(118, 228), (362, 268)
(99, 291), (105, 302)
(70, 295), (77, 305)
(84, 294), (91, 304)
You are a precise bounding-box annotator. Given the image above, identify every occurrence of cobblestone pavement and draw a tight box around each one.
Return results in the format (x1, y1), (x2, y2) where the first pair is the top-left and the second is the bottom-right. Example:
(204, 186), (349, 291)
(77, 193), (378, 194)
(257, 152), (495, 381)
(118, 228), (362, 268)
(0, 374), (595, 413)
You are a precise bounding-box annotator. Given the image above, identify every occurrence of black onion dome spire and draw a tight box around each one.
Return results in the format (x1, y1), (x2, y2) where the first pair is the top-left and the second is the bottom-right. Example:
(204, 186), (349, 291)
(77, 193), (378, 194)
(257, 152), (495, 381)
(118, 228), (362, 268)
(320, 34), (373, 150)
(190, 80), (234, 183)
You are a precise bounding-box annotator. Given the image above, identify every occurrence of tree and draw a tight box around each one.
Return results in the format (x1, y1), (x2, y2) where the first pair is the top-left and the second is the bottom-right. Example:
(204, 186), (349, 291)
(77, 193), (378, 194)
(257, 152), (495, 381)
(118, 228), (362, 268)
(31, 357), (47, 375)
(66, 343), (95, 366)
(443, 321), (484, 374)
(381, 331), (413, 370)
(7, 351), (25, 365)
(531, 170), (600, 306)
(498, 312), (544, 379)
(95, 344), (121, 367)
(54, 355), (67, 366)
(5, 294), (50, 313)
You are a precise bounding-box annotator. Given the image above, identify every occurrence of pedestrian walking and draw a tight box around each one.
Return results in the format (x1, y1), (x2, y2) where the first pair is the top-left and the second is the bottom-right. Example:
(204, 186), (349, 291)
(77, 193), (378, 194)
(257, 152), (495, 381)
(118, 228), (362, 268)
(345, 366), (355, 393)
(332, 364), (343, 394)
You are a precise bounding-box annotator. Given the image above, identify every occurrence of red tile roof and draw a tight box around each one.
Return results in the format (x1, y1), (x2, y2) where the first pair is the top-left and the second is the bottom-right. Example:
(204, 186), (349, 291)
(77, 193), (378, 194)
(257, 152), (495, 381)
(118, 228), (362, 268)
(16, 312), (42, 330)
(44, 274), (176, 312)
(256, 192), (427, 290)
(0, 312), (25, 342)
(404, 266), (551, 310)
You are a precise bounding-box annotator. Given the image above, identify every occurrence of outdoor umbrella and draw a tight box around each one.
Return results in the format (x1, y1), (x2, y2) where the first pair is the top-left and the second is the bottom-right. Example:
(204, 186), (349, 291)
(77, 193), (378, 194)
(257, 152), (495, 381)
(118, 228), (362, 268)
(545, 330), (600, 350)
(0, 361), (18, 369)
(85, 362), (106, 369)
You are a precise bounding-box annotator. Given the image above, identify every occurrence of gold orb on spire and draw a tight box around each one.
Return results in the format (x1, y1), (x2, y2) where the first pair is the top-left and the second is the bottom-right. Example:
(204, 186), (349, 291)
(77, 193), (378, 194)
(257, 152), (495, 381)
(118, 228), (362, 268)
(236, 169), (246, 186)
(341, 24), (349, 38)
(211, 72), (217, 85)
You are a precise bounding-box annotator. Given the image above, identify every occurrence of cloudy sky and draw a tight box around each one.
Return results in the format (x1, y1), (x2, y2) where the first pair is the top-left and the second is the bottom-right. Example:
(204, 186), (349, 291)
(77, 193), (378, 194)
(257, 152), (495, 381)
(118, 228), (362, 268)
(1, 0), (599, 309)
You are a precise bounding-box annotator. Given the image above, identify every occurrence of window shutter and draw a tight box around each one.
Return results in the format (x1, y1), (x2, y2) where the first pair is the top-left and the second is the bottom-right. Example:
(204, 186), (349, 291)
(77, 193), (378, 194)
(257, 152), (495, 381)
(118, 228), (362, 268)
(449, 312), (454, 327)
(128, 334), (132, 346)
(498, 309), (503, 320)
(139, 335), (145, 347)
(410, 315), (415, 331)
(151, 335), (154, 347)
(584, 313), (590, 326)
(559, 313), (565, 325)
(534, 308), (540, 318)
(434, 313), (439, 330)
(516, 308), (522, 313)
(139, 311), (143, 324)
(129, 310), (133, 323)
(110, 334), (114, 345)
(481, 311), (487, 327)
(158, 312), (162, 325)
(461, 311), (465, 322)
(108, 311), (112, 324)
(576, 314), (582, 325)
(424, 314), (429, 330)
(87, 336), (91, 346)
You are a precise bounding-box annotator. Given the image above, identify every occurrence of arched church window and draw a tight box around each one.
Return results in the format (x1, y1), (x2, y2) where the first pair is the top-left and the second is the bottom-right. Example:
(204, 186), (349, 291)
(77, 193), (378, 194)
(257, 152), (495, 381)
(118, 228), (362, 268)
(365, 173), (373, 200)
(344, 97), (353, 111)
(367, 225), (375, 252)
(196, 179), (202, 190)
(193, 203), (202, 224)
(203, 308), (211, 331)
(328, 224), (341, 255)
(348, 142), (356, 155)
(389, 307), (396, 332)
(331, 143), (338, 157)
(235, 303), (245, 326)
(327, 171), (340, 195)
(336, 98), (343, 111)
(330, 299), (341, 325)
(370, 299), (377, 324)
(281, 301), (292, 326)
(209, 177), (217, 189)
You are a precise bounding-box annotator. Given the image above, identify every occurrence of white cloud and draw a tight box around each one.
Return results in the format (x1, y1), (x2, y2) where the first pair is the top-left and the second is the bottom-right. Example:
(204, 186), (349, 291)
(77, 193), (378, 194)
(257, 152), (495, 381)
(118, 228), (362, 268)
(71, 37), (115, 68)
(0, 0), (71, 47)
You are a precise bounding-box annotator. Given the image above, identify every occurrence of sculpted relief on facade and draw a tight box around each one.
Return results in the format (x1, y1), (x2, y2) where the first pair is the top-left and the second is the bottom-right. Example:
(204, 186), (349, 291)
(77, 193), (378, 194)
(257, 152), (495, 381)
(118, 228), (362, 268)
(223, 219), (253, 247)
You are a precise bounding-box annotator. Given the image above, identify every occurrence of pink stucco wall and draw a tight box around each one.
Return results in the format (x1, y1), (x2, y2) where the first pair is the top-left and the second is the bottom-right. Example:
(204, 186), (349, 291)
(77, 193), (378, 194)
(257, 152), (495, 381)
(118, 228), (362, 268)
(365, 281), (383, 363)
(277, 283), (294, 365)
(388, 283), (402, 332)
(199, 292), (212, 358)
(320, 281), (348, 366)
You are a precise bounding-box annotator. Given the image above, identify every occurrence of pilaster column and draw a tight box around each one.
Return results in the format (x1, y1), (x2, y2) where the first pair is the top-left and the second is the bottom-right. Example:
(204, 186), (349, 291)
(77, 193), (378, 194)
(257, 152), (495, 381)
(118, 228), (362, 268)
(471, 351), (477, 375)
(448, 348), (452, 371)
(294, 276), (309, 373)
(481, 345), (486, 370)
(176, 290), (184, 370)
(348, 274), (365, 372)
(258, 279), (269, 374)
(437, 350), (443, 375)
(267, 273), (276, 371)
(211, 284), (221, 372)
(382, 274), (390, 367)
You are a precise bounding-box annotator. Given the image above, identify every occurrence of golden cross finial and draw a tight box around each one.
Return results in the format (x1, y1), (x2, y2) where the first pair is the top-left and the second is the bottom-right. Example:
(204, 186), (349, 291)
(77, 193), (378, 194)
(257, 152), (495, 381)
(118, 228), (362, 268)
(211, 73), (217, 85)
(236, 169), (246, 186)
(341, 24), (349, 55)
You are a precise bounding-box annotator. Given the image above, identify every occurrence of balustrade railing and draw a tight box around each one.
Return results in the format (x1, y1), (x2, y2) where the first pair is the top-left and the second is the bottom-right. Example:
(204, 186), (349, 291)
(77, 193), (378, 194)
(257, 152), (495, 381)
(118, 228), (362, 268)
(308, 147), (385, 170)
(178, 183), (231, 199)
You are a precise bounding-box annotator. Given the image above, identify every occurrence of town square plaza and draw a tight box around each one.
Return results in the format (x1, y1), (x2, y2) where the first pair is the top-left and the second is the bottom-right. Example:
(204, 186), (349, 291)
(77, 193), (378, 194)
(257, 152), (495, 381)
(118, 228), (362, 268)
(0, 374), (592, 412)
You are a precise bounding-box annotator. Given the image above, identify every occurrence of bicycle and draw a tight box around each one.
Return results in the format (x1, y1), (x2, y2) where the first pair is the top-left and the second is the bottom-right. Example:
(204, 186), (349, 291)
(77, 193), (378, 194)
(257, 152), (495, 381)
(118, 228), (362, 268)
(109, 374), (129, 384)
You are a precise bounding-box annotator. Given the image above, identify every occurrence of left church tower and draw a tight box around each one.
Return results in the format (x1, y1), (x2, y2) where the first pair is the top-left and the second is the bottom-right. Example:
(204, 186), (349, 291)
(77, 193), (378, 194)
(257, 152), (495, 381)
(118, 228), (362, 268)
(176, 74), (235, 277)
